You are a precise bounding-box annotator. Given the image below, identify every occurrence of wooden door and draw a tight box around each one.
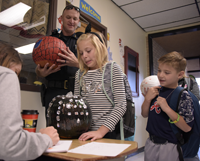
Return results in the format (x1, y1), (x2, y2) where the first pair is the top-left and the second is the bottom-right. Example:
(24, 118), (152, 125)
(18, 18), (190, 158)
(76, 21), (98, 33)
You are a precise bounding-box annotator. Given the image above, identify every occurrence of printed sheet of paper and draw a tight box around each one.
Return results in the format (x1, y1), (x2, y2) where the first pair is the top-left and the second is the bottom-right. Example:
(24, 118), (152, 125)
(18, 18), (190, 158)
(68, 142), (131, 156)
(45, 140), (72, 153)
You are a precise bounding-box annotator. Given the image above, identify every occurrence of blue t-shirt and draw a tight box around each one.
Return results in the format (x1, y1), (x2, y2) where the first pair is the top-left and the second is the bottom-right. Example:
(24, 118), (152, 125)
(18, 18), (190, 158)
(146, 86), (194, 144)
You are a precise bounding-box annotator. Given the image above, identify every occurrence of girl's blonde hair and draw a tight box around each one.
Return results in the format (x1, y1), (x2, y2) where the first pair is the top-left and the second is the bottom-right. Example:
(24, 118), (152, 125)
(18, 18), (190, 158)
(77, 32), (108, 75)
(158, 51), (186, 73)
(0, 41), (22, 68)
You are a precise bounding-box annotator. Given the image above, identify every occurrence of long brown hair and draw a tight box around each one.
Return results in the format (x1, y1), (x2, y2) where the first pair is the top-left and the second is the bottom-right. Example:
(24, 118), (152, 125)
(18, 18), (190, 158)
(0, 41), (22, 68)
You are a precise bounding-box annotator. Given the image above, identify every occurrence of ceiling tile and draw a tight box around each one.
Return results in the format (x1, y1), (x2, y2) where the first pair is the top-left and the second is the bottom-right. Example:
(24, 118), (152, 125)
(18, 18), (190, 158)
(111, 0), (139, 6)
(145, 17), (200, 32)
(121, 0), (196, 18)
(134, 5), (199, 28)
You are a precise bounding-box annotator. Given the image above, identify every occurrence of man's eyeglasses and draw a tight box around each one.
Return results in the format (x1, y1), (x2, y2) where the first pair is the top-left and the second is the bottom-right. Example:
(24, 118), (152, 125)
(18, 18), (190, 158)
(64, 5), (80, 13)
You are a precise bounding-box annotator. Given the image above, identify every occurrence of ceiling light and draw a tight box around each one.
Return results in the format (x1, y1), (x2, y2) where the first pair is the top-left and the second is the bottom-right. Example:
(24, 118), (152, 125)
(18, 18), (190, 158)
(15, 43), (35, 54)
(0, 2), (31, 27)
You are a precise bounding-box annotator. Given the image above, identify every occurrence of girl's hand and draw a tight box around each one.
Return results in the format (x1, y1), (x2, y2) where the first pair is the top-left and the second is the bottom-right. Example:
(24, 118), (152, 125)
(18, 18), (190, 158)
(78, 131), (104, 141)
(79, 125), (109, 141)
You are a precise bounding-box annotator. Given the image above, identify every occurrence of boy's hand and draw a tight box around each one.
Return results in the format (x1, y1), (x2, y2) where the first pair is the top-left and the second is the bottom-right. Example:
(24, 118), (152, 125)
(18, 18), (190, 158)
(157, 96), (169, 113)
(142, 86), (160, 118)
(145, 86), (160, 101)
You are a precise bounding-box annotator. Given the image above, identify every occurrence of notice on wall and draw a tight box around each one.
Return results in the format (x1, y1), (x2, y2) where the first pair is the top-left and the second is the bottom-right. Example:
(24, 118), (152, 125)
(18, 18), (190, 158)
(79, 0), (101, 22)
(119, 38), (124, 66)
(107, 32), (110, 42)
(107, 46), (113, 62)
(67, 0), (74, 4)
(57, 15), (62, 32)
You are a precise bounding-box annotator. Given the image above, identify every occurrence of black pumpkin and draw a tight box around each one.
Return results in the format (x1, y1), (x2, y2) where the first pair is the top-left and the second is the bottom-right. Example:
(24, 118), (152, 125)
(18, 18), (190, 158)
(47, 93), (92, 139)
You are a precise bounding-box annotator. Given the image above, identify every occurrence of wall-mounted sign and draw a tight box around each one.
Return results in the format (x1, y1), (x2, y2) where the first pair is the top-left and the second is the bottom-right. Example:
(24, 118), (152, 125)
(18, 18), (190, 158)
(107, 47), (113, 61)
(67, 0), (74, 4)
(107, 32), (110, 41)
(79, 0), (101, 22)
(119, 38), (124, 66)
(57, 15), (62, 32)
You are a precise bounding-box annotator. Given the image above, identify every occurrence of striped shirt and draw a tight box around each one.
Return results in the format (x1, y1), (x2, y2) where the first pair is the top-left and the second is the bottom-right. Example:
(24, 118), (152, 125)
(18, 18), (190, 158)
(74, 63), (126, 131)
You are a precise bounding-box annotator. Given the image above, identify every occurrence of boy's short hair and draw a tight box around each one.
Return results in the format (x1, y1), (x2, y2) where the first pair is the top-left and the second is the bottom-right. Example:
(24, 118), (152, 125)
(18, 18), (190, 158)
(158, 51), (186, 72)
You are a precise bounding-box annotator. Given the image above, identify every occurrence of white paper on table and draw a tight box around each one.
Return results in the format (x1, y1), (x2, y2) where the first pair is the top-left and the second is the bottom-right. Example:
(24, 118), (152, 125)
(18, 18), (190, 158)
(45, 140), (72, 153)
(68, 142), (131, 157)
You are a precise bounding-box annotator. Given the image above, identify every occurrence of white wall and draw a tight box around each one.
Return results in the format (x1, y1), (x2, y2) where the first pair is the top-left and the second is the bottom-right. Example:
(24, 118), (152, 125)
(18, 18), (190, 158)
(21, 0), (149, 148)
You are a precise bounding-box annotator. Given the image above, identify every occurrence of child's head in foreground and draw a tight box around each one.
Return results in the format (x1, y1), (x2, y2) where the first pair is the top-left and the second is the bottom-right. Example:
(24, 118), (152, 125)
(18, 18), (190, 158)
(157, 51), (186, 88)
(0, 41), (22, 75)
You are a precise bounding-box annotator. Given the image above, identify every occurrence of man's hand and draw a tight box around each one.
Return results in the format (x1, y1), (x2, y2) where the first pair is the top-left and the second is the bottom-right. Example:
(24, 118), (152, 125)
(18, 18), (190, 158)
(35, 63), (61, 77)
(57, 47), (79, 68)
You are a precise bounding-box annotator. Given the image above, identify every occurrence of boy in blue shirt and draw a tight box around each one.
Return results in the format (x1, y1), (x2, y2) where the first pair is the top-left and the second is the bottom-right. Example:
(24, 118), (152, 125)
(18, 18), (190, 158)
(142, 51), (194, 161)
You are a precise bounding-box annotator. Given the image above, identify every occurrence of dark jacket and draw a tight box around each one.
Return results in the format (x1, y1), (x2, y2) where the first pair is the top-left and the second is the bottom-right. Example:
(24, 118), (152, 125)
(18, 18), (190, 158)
(178, 77), (200, 100)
